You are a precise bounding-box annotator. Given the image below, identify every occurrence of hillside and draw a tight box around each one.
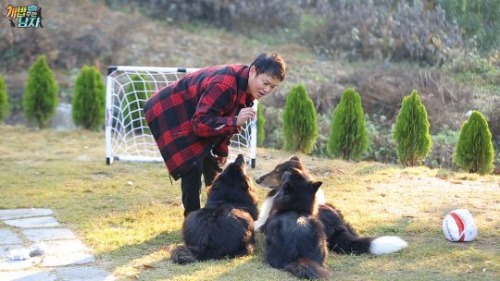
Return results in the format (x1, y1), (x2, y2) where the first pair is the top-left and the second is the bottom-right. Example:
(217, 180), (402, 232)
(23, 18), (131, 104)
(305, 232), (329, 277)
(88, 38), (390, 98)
(1, 0), (499, 166)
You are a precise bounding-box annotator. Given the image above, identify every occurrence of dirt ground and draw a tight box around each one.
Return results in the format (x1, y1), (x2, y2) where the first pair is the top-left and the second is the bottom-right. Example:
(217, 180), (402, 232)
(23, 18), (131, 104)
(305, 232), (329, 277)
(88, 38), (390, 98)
(251, 148), (500, 255)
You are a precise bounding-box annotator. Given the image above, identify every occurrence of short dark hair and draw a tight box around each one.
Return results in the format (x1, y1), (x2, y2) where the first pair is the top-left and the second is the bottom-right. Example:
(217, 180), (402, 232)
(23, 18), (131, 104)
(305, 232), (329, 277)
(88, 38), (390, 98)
(250, 53), (287, 81)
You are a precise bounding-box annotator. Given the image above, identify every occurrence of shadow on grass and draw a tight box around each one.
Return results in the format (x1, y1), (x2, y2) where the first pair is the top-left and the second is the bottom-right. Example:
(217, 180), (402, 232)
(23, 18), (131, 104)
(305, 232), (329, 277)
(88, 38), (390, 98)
(100, 227), (272, 280)
(101, 219), (411, 280)
(89, 183), (498, 281)
(96, 211), (499, 281)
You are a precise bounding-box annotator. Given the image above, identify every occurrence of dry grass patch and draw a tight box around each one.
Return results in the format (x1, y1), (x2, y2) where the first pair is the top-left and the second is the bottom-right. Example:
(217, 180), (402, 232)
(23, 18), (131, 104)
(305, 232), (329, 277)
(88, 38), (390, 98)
(0, 126), (498, 280)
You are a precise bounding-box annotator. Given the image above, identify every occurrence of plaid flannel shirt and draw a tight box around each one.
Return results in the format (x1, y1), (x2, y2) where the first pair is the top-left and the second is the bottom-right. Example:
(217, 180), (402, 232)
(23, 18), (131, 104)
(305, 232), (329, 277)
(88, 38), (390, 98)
(144, 64), (254, 180)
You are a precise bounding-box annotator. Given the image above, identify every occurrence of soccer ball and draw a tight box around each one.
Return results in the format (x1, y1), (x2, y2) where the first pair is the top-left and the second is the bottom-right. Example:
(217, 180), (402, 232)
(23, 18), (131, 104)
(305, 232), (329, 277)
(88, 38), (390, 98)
(442, 209), (477, 242)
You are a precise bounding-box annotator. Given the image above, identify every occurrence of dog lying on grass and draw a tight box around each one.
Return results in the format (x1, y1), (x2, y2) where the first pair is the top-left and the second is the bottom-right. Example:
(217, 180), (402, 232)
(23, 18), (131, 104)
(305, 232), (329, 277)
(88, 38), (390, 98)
(171, 154), (259, 264)
(263, 168), (330, 279)
(256, 155), (407, 255)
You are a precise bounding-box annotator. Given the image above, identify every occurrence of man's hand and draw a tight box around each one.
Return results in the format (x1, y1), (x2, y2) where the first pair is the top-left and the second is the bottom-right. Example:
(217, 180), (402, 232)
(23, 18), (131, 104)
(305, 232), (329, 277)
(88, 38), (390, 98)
(236, 107), (256, 126)
(217, 156), (227, 166)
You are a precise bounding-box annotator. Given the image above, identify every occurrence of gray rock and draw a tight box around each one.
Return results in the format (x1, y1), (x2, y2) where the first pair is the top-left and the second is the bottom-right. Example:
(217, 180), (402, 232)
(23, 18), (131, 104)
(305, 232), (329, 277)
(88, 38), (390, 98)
(55, 267), (116, 281)
(0, 209), (53, 220)
(0, 229), (23, 245)
(0, 270), (57, 281)
(4, 216), (60, 228)
(23, 228), (76, 242)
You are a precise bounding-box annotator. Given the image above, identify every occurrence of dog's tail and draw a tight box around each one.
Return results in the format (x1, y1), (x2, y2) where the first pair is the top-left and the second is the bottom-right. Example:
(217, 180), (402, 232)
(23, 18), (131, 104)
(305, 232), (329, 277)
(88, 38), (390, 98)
(284, 258), (330, 279)
(171, 244), (198, 264)
(320, 204), (407, 255)
(369, 236), (408, 255)
(330, 234), (407, 255)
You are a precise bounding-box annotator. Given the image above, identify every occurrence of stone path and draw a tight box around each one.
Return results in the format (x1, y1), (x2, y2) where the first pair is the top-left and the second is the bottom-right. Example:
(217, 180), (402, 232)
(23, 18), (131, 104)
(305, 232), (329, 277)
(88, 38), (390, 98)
(0, 208), (115, 281)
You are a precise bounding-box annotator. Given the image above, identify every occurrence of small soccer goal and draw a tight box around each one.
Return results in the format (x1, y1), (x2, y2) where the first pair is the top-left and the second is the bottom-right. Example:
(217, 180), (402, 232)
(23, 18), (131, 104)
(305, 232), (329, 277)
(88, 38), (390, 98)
(105, 66), (258, 168)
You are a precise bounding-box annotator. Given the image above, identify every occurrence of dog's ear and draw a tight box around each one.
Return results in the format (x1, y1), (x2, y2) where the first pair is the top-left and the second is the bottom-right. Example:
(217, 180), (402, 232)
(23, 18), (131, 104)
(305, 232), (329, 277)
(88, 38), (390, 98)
(312, 181), (323, 193)
(288, 167), (303, 176)
(282, 181), (295, 195)
(281, 171), (291, 183)
(289, 155), (301, 162)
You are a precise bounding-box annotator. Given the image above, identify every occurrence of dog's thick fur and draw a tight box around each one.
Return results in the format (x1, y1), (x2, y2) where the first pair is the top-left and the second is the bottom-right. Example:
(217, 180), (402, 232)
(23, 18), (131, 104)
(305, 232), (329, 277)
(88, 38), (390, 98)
(264, 168), (330, 279)
(256, 156), (407, 255)
(171, 154), (259, 264)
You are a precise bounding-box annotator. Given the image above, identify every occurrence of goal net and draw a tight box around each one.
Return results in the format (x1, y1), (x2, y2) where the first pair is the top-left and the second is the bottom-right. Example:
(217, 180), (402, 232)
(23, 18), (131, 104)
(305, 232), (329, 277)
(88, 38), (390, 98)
(105, 66), (257, 168)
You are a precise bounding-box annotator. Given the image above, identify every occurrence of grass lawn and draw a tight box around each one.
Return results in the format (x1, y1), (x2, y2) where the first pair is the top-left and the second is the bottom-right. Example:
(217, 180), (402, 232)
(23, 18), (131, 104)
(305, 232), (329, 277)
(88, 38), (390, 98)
(0, 125), (498, 280)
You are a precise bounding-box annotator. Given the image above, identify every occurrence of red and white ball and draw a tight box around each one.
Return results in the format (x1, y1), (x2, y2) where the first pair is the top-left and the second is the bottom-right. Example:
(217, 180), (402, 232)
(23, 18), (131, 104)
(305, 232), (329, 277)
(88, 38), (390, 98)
(442, 209), (477, 242)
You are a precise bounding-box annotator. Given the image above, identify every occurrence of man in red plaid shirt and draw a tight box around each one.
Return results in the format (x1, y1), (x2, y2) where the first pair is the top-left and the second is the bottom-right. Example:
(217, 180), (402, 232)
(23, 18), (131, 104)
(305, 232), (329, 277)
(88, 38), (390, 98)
(144, 53), (287, 217)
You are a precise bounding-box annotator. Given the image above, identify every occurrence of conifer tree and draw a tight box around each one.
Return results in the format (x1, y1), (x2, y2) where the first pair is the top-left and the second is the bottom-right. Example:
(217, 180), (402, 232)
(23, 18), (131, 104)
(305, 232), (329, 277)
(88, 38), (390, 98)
(257, 102), (265, 147)
(0, 74), (9, 123)
(23, 55), (59, 129)
(393, 90), (432, 166)
(453, 110), (495, 174)
(123, 74), (152, 132)
(282, 84), (318, 154)
(327, 87), (368, 160)
(72, 65), (105, 130)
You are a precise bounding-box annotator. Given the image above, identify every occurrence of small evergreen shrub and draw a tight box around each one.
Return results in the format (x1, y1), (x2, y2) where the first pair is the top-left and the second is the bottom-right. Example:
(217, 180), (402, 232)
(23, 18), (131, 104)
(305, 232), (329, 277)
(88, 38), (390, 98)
(72, 65), (105, 130)
(327, 87), (368, 160)
(0, 74), (10, 123)
(453, 111), (495, 175)
(282, 84), (318, 154)
(23, 55), (59, 129)
(123, 74), (152, 132)
(393, 90), (432, 166)
(257, 102), (265, 147)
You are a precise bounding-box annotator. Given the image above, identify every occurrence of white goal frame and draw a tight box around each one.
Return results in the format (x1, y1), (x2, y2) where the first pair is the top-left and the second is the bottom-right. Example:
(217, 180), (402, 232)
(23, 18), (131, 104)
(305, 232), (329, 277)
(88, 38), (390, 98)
(105, 65), (257, 168)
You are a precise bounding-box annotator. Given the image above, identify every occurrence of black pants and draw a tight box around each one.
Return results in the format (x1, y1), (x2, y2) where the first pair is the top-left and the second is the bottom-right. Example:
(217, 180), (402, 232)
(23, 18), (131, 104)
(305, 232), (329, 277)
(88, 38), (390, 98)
(180, 154), (222, 217)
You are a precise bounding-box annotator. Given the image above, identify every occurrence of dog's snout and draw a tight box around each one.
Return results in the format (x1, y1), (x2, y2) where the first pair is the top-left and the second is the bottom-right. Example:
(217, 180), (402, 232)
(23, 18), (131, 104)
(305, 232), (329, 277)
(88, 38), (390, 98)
(255, 176), (263, 184)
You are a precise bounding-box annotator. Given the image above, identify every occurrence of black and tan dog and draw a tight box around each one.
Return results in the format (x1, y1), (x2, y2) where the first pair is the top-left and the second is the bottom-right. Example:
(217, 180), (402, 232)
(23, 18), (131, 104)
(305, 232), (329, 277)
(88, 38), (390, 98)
(256, 156), (407, 255)
(263, 168), (330, 279)
(171, 154), (259, 264)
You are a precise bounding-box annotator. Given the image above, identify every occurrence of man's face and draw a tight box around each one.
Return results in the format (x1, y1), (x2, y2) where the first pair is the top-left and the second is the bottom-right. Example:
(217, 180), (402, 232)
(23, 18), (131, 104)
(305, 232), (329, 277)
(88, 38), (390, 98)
(247, 66), (282, 100)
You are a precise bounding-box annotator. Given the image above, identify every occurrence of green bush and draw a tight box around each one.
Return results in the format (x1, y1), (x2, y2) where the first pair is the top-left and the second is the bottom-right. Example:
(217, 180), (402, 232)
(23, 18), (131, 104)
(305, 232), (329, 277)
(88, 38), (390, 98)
(263, 107), (284, 149)
(72, 65), (105, 130)
(311, 113), (332, 158)
(393, 90), (432, 166)
(453, 111), (495, 174)
(300, 0), (462, 65)
(282, 84), (318, 154)
(23, 55), (59, 129)
(0, 74), (9, 123)
(123, 74), (152, 132)
(256, 102), (265, 147)
(425, 129), (460, 169)
(364, 114), (397, 163)
(327, 87), (368, 160)
(439, 0), (500, 55)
